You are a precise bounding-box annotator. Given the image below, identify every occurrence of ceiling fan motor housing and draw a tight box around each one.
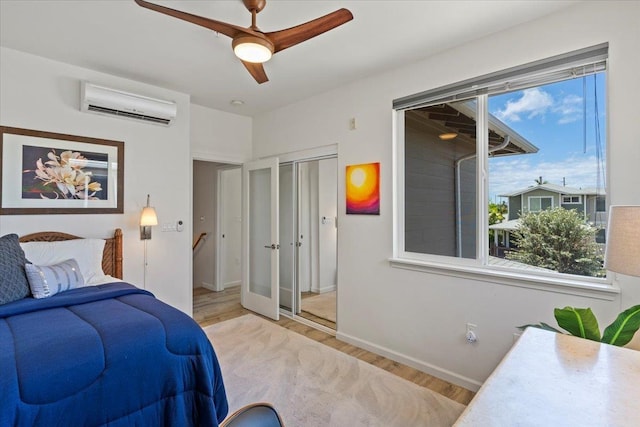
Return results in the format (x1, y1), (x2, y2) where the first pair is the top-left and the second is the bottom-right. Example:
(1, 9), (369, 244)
(242, 0), (267, 14)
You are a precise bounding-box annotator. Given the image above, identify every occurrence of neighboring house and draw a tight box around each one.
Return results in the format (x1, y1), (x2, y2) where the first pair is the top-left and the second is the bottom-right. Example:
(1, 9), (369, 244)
(501, 182), (607, 226)
(490, 183), (607, 252)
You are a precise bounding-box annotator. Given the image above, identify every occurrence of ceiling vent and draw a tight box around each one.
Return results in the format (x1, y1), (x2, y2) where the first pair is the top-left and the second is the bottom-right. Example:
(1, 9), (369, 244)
(80, 82), (177, 126)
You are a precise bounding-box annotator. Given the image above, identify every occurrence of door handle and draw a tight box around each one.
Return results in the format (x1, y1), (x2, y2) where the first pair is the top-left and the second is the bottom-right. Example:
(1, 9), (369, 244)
(264, 244), (280, 249)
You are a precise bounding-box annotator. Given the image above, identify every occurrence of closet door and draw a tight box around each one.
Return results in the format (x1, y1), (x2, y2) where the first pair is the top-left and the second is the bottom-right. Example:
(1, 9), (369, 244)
(241, 158), (279, 320)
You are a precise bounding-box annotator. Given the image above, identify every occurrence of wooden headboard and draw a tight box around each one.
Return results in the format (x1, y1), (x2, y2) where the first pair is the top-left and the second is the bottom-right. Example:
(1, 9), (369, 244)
(19, 228), (123, 279)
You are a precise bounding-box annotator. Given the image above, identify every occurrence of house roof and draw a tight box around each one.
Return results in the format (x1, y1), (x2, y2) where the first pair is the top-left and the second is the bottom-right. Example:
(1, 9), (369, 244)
(409, 102), (538, 157)
(488, 219), (521, 231)
(499, 183), (605, 198)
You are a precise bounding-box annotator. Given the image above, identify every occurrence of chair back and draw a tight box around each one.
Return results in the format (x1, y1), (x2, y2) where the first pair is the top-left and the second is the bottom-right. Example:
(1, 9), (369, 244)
(220, 402), (284, 427)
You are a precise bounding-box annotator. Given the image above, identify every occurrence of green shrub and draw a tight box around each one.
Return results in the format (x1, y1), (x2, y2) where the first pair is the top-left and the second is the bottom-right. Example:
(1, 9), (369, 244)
(506, 207), (604, 277)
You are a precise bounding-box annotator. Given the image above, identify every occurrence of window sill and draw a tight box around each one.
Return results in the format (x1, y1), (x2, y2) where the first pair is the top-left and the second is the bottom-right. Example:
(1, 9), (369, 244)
(389, 257), (620, 301)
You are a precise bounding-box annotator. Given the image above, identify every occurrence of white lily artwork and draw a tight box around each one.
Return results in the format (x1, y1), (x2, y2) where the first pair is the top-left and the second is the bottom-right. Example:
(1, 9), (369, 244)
(25, 148), (105, 200)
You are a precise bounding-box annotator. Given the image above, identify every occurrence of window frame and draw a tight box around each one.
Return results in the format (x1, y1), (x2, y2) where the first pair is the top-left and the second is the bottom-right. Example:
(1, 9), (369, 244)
(562, 195), (582, 204)
(392, 44), (616, 298)
(528, 196), (554, 212)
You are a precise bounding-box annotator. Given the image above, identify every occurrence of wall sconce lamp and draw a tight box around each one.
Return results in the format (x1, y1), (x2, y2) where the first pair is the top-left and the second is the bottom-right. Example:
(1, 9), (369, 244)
(605, 205), (640, 277)
(140, 194), (158, 240)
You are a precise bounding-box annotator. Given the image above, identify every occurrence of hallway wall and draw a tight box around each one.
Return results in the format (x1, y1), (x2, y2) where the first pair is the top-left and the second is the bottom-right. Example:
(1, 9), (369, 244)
(193, 160), (218, 289)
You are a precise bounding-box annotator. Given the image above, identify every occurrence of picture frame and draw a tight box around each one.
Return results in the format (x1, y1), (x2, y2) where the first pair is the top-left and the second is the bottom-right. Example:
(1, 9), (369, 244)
(346, 162), (380, 215)
(0, 126), (124, 215)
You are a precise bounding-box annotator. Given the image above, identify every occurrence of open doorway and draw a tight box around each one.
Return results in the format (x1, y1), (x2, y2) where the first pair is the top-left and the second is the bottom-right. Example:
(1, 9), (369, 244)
(192, 160), (241, 301)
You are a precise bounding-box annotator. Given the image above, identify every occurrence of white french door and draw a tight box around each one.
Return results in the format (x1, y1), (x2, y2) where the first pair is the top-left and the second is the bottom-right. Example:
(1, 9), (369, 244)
(241, 158), (280, 320)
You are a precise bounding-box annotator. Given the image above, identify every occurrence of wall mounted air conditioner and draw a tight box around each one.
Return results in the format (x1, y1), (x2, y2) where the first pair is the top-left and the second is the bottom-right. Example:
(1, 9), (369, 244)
(80, 81), (177, 126)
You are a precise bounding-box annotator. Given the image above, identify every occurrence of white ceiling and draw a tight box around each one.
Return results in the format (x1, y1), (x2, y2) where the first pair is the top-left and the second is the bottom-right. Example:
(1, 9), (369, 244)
(0, 1), (580, 116)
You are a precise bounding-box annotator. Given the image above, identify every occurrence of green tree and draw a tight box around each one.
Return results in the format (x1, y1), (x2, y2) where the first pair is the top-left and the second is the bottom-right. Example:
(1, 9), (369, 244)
(489, 201), (508, 225)
(506, 207), (604, 277)
(488, 202), (508, 246)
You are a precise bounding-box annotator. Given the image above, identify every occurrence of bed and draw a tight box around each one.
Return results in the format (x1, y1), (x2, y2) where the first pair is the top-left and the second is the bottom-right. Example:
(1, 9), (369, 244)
(0, 229), (228, 426)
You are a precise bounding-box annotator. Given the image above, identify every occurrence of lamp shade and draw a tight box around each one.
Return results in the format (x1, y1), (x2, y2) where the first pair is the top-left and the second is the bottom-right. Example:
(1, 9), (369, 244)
(605, 205), (640, 277)
(140, 206), (158, 226)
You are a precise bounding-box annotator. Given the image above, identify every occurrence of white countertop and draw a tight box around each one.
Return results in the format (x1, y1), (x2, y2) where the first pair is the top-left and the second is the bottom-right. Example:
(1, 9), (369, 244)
(454, 327), (640, 426)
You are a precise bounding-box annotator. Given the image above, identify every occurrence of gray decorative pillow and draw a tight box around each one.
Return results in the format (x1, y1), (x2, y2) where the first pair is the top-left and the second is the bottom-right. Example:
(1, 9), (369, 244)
(0, 234), (31, 304)
(25, 259), (85, 299)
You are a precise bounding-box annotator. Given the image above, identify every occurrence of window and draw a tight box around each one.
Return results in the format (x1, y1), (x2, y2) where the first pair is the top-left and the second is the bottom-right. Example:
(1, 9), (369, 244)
(529, 196), (554, 212)
(394, 44), (608, 281)
(562, 195), (581, 204)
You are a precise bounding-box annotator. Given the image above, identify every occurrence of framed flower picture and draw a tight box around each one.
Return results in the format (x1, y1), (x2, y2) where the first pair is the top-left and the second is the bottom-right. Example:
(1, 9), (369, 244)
(0, 126), (124, 215)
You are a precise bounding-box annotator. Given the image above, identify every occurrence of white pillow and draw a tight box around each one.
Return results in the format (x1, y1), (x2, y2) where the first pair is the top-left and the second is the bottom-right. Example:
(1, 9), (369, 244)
(25, 259), (85, 298)
(20, 239), (106, 285)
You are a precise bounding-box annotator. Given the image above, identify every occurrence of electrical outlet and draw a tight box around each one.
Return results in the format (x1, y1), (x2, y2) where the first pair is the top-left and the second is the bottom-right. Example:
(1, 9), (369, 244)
(466, 323), (478, 344)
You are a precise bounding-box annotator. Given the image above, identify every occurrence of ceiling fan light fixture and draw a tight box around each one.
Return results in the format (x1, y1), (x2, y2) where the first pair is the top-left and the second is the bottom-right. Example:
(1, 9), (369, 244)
(233, 36), (274, 63)
(439, 132), (458, 141)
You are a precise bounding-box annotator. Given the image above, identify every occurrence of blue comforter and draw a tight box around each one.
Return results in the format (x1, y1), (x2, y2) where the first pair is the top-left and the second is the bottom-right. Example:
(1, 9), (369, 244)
(0, 283), (228, 426)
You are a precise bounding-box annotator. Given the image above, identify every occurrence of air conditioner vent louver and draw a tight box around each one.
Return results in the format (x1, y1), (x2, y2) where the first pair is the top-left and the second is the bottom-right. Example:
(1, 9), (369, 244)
(87, 105), (171, 125)
(80, 81), (177, 126)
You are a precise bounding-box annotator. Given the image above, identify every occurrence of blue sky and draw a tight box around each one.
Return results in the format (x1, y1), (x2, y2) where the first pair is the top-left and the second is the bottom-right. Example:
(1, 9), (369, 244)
(488, 73), (606, 202)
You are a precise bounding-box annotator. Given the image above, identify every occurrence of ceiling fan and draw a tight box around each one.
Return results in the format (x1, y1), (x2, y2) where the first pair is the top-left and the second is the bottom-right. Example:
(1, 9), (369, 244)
(134, 0), (354, 84)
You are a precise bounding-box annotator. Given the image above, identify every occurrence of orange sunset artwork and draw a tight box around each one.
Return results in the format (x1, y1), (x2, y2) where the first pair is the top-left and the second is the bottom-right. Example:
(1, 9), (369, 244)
(346, 162), (380, 215)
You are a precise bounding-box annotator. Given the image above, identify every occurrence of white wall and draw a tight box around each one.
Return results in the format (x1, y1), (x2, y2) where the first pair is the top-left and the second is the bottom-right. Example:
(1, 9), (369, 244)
(193, 160), (217, 289)
(220, 167), (242, 288)
(191, 103), (252, 164)
(252, 1), (640, 389)
(0, 47), (193, 314)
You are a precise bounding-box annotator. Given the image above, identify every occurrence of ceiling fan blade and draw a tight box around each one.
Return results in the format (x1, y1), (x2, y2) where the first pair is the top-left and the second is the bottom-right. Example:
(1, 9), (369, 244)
(266, 8), (353, 53)
(134, 0), (256, 39)
(241, 61), (269, 84)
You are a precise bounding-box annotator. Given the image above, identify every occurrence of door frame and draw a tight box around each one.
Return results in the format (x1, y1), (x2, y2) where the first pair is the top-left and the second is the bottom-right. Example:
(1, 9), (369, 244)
(191, 155), (241, 294)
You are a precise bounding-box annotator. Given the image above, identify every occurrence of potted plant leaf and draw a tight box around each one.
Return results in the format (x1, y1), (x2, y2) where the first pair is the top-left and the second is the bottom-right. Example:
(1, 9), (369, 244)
(519, 305), (640, 346)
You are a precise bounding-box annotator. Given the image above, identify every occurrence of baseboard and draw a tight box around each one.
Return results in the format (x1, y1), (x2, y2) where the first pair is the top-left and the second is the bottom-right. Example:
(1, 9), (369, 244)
(312, 284), (336, 294)
(336, 331), (482, 392)
(223, 281), (241, 289)
(201, 282), (217, 291)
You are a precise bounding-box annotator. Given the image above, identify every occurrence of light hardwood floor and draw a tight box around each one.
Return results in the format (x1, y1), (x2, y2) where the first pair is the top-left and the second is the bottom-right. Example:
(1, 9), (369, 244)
(193, 286), (475, 406)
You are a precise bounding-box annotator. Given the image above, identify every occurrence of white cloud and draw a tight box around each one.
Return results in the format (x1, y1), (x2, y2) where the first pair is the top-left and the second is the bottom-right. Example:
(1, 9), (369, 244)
(489, 154), (603, 201)
(493, 89), (584, 125)
(554, 94), (583, 124)
(494, 88), (553, 122)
